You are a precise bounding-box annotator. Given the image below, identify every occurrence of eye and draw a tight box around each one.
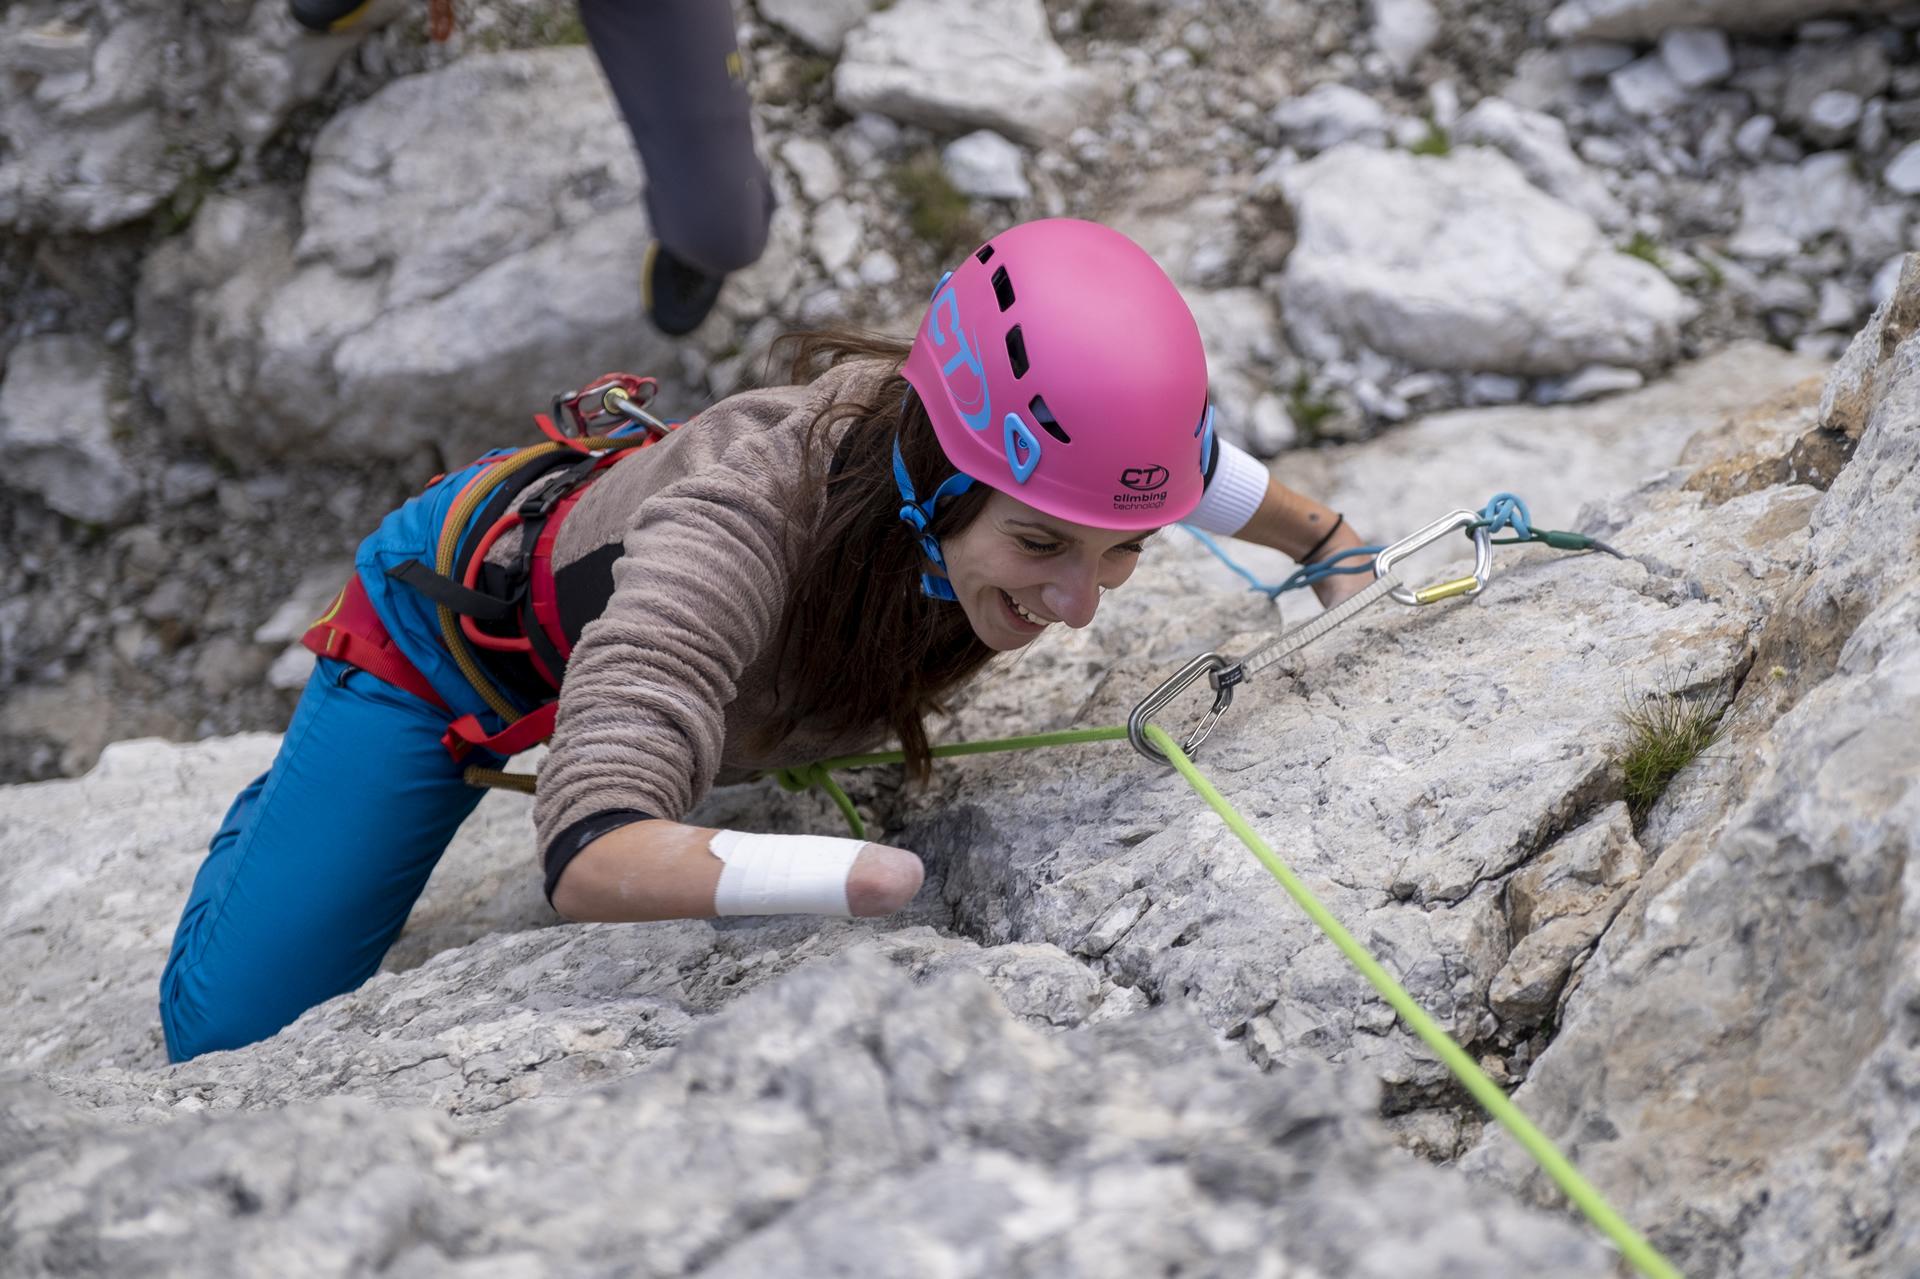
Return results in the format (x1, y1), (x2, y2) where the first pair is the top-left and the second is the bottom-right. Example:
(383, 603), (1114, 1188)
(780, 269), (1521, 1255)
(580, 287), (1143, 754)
(1017, 536), (1061, 554)
(1113, 541), (1147, 556)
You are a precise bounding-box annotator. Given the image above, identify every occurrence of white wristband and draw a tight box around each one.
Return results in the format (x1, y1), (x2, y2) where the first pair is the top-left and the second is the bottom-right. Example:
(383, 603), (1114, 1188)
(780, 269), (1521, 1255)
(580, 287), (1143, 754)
(709, 830), (865, 917)
(1185, 440), (1269, 536)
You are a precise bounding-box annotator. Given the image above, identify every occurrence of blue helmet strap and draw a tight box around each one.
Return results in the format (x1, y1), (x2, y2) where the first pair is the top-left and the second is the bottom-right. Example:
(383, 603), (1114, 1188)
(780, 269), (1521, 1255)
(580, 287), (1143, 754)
(893, 437), (975, 601)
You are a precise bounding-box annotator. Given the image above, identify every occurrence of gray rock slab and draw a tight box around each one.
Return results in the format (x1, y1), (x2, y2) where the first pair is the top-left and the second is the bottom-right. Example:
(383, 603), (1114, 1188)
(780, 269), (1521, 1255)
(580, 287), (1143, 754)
(1609, 55), (1690, 117)
(941, 130), (1031, 201)
(759, 0), (880, 54)
(834, 0), (1099, 145)
(1548, 0), (1906, 42)
(134, 50), (685, 468)
(0, 333), (140, 526)
(1455, 98), (1629, 231)
(1489, 802), (1647, 1025)
(1269, 84), (1393, 153)
(1821, 255), (1920, 439)
(1, 951), (1610, 1277)
(1884, 140), (1920, 195)
(907, 467), (1816, 1097)
(1370, 0), (1441, 77)
(1657, 27), (1734, 88)
(1465, 257), (1920, 1279)
(1277, 146), (1691, 376)
(0, 732), (1131, 1126)
(1274, 341), (1826, 533)
(0, 0), (355, 232)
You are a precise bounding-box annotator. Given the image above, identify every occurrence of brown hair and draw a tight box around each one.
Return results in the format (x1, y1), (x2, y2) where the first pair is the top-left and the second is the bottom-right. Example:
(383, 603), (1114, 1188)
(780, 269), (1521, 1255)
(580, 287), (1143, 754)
(754, 328), (1000, 781)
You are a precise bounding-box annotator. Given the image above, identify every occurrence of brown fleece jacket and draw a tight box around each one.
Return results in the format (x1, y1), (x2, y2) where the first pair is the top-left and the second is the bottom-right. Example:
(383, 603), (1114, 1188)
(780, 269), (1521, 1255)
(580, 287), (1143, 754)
(526, 358), (898, 861)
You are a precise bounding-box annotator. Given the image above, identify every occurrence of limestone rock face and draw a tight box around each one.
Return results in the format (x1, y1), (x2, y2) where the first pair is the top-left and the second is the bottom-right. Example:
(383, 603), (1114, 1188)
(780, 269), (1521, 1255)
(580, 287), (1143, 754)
(1821, 254), (1920, 439)
(133, 50), (682, 468)
(4, 953), (1609, 1278)
(833, 0), (1100, 144)
(758, 0), (880, 55)
(1464, 259), (1920, 1277)
(0, 0), (356, 232)
(10, 192), (1920, 1277)
(1277, 146), (1692, 376)
(1546, 0), (1908, 41)
(0, 333), (140, 526)
(1455, 97), (1629, 231)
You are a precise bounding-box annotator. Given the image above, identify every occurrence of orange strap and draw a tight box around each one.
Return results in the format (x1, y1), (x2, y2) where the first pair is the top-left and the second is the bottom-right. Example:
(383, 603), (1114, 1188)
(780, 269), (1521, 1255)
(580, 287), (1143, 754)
(302, 576), (449, 712)
(428, 0), (454, 41)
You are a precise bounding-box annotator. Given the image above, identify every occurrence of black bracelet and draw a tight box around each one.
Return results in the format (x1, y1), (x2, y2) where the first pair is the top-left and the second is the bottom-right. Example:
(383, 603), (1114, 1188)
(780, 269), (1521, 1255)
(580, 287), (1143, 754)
(1301, 512), (1345, 564)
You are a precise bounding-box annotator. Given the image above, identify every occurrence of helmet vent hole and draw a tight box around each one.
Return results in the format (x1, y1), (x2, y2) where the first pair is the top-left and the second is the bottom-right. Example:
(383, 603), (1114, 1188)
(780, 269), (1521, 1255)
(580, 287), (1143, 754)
(1029, 395), (1071, 444)
(1005, 326), (1029, 378)
(975, 244), (995, 264)
(991, 266), (1016, 311)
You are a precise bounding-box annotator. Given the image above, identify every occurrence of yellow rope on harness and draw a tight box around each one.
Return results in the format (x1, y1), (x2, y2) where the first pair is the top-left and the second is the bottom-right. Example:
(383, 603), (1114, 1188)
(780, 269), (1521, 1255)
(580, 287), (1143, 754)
(429, 435), (629, 791)
(463, 765), (537, 794)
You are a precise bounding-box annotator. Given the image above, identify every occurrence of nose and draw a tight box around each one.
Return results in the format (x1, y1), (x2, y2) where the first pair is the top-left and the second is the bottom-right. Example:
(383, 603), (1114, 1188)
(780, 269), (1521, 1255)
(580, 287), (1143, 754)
(1040, 561), (1103, 628)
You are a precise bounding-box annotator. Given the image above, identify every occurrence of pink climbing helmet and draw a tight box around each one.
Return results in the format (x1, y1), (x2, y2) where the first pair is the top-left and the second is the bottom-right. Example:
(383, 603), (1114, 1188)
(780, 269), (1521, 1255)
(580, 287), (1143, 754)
(901, 219), (1215, 532)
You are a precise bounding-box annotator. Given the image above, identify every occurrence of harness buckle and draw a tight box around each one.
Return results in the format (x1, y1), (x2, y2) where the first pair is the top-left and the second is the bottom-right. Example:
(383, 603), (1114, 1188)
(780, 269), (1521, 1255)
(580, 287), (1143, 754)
(1374, 510), (1494, 606)
(1128, 652), (1237, 767)
(553, 374), (668, 440)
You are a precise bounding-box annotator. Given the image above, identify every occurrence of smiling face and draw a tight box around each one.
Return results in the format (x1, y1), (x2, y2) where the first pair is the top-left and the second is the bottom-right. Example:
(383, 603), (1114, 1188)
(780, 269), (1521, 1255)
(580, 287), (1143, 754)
(935, 488), (1154, 651)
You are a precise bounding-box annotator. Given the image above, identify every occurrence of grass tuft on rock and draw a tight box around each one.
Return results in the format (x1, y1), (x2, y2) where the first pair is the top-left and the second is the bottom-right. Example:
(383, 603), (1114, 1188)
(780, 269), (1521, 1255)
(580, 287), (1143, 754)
(1407, 120), (1452, 157)
(1620, 231), (1665, 270)
(1616, 690), (1724, 825)
(892, 157), (980, 259)
(1286, 372), (1341, 441)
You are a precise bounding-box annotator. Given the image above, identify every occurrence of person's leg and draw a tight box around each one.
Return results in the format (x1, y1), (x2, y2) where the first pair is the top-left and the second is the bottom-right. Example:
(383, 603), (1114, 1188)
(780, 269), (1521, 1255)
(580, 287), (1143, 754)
(159, 658), (490, 1062)
(577, 0), (776, 277)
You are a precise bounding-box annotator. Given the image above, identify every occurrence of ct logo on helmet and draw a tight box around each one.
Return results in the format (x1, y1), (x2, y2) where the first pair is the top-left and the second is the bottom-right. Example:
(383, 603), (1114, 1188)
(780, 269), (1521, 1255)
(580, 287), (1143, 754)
(1118, 465), (1170, 492)
(928, 287), (991, 432)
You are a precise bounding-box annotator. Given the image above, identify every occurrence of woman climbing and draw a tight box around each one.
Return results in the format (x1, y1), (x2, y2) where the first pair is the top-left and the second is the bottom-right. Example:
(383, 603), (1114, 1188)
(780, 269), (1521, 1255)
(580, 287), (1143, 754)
(158, 219), (1373, 1062)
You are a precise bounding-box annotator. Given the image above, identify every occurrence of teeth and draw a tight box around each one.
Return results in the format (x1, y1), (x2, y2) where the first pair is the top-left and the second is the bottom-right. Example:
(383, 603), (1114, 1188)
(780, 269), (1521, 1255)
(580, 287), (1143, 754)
(1007, 593), (1046, 626)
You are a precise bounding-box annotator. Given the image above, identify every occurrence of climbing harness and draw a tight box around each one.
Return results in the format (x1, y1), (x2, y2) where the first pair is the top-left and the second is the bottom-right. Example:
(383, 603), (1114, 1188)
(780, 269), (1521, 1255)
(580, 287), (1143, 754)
(1132, 494), (1623, 766)
(303, 373), (677, 785)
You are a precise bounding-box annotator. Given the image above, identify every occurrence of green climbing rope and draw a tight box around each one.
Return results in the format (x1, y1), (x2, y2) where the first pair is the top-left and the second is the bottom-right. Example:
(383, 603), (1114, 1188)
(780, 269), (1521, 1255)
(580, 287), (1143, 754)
(781, 722), (1682, 1279)
(1146, 725), (1680, 1279)
(772, 727), (1133, 841)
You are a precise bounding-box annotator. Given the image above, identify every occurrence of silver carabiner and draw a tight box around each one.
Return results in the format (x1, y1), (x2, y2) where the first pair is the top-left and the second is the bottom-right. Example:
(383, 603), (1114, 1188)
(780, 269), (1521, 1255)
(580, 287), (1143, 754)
(601, 385), (675, 440)
(1128, 652), (1241, 766)
(1374, 509), (1494, 606)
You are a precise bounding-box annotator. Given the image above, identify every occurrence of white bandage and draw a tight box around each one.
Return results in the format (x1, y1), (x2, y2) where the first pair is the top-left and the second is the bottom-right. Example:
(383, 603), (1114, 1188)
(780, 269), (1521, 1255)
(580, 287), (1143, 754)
(1185, 440), (1269, 536)
(708, 830), (866, 917)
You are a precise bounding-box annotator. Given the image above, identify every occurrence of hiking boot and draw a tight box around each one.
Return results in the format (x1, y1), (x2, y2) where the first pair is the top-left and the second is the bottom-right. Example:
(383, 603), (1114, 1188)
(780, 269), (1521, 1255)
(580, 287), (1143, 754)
(288, 0), (403, 33)
(641, 241), (727, 337)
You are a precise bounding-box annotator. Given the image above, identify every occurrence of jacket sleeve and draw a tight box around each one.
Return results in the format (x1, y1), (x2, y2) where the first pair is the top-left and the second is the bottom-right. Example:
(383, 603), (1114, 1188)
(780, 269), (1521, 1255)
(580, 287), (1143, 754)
(531, 417), (818, 860)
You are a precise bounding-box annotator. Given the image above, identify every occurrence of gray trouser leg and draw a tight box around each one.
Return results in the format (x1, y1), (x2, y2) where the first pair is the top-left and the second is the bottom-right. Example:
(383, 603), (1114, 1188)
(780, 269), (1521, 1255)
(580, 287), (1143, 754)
(577, 0), (776, 276)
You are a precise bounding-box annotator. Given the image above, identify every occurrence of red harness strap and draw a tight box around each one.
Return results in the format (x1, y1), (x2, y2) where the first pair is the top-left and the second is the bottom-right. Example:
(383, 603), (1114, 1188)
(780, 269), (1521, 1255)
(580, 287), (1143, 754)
(441, 702), (559, 759)
(303, 578), (558, 761)
(302, 577), (449, 711)
(311, 373), (675, 776)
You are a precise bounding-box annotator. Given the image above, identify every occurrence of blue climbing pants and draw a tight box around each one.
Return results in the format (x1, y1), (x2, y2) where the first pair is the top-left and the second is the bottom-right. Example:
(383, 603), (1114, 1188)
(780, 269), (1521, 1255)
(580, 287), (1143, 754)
(160, 452), (527, 1063)
(158, 658), (491, 1061)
